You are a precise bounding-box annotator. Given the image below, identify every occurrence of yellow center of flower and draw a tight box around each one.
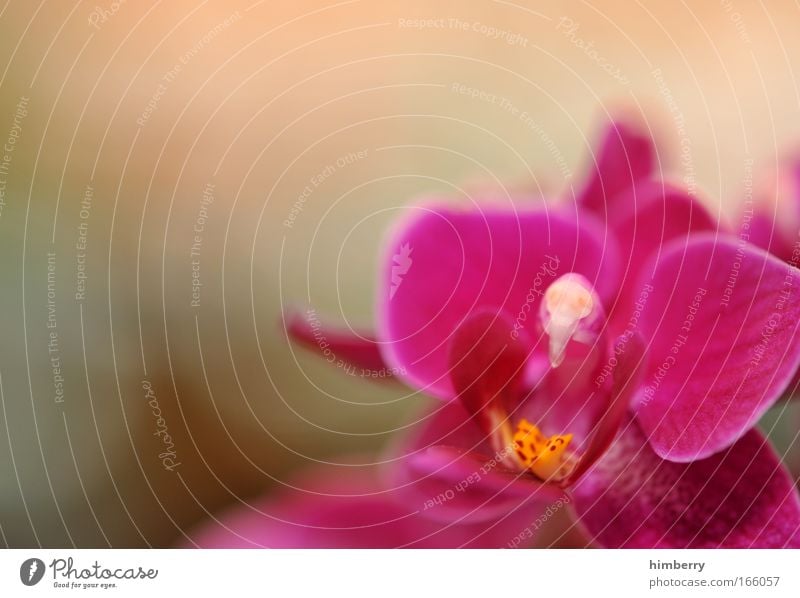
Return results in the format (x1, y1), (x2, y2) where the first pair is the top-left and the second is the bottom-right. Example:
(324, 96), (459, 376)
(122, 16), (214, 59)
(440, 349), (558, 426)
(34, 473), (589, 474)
(512, 419), (575, 481)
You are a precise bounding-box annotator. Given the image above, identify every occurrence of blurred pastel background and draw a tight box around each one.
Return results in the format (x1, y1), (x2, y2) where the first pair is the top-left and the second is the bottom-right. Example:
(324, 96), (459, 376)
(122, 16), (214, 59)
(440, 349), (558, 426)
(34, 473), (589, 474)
(1, 0), (799, 547)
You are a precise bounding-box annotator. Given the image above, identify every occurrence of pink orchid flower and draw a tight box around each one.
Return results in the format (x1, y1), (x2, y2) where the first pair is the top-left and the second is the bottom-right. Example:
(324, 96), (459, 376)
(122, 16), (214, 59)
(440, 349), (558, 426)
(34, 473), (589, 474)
(290, 122), (800, 547)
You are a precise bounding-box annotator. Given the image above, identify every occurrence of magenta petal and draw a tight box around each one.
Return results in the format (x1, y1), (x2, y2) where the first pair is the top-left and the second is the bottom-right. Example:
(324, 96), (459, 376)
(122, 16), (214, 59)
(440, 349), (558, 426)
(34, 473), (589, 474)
(609, 181), (718, 329)
(285, 309), (395, 379)
(520, 318), (614, 447)
(566, 332), (647, 484)
(577, 120), (655, 217)
(448, 310), (529, 441)
(387, 401), (562, 524)
(377, 204), (619, 399)
(571, 420), (800, 548)
(184, 463), (534, 548)
(403, 445), (564, 521)
(634, 235), (800, 461)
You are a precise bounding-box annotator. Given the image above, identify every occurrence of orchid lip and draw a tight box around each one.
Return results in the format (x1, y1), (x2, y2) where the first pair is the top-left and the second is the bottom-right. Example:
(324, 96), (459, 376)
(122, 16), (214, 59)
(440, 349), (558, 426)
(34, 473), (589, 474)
(539, 273), (604, 367)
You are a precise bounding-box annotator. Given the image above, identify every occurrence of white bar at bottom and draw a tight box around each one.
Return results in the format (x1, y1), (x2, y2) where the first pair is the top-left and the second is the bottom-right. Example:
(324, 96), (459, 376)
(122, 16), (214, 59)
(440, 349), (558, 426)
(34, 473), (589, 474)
(0, 549), (797, 597)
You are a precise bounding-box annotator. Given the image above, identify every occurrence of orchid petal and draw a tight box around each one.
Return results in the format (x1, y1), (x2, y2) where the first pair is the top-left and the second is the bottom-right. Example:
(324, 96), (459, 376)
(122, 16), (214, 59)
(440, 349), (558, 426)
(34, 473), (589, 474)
(633, 235), (800, 461)
(609, 181), (718, 329)
(285, 309), (394, 379)
(566, 332), (647, 484)
(377, 204), (619, 399)
(576, 120), (655, 217)
(386, 401), (562, 524)
(572, 419), (800, 548)
(184, 463), (534, 548)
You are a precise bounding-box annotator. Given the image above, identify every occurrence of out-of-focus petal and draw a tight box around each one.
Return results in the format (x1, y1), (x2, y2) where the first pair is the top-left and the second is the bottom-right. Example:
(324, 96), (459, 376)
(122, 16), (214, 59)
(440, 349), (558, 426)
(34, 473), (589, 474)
(285, 309), (396, 379)
(749, 212), (796, 264)
(448, 309), (530, 444)
(519, 315), (612, 449)
(633, 234), (800, 461)
(576, 120), (655, 217)
(377, 204), (619, 399)
(609, 181), (718, 330)
(385, 401), (562, 524)
(184, 463), (536, 548)
(571, 419), (800, 548)
(566, 332), (647, 484)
